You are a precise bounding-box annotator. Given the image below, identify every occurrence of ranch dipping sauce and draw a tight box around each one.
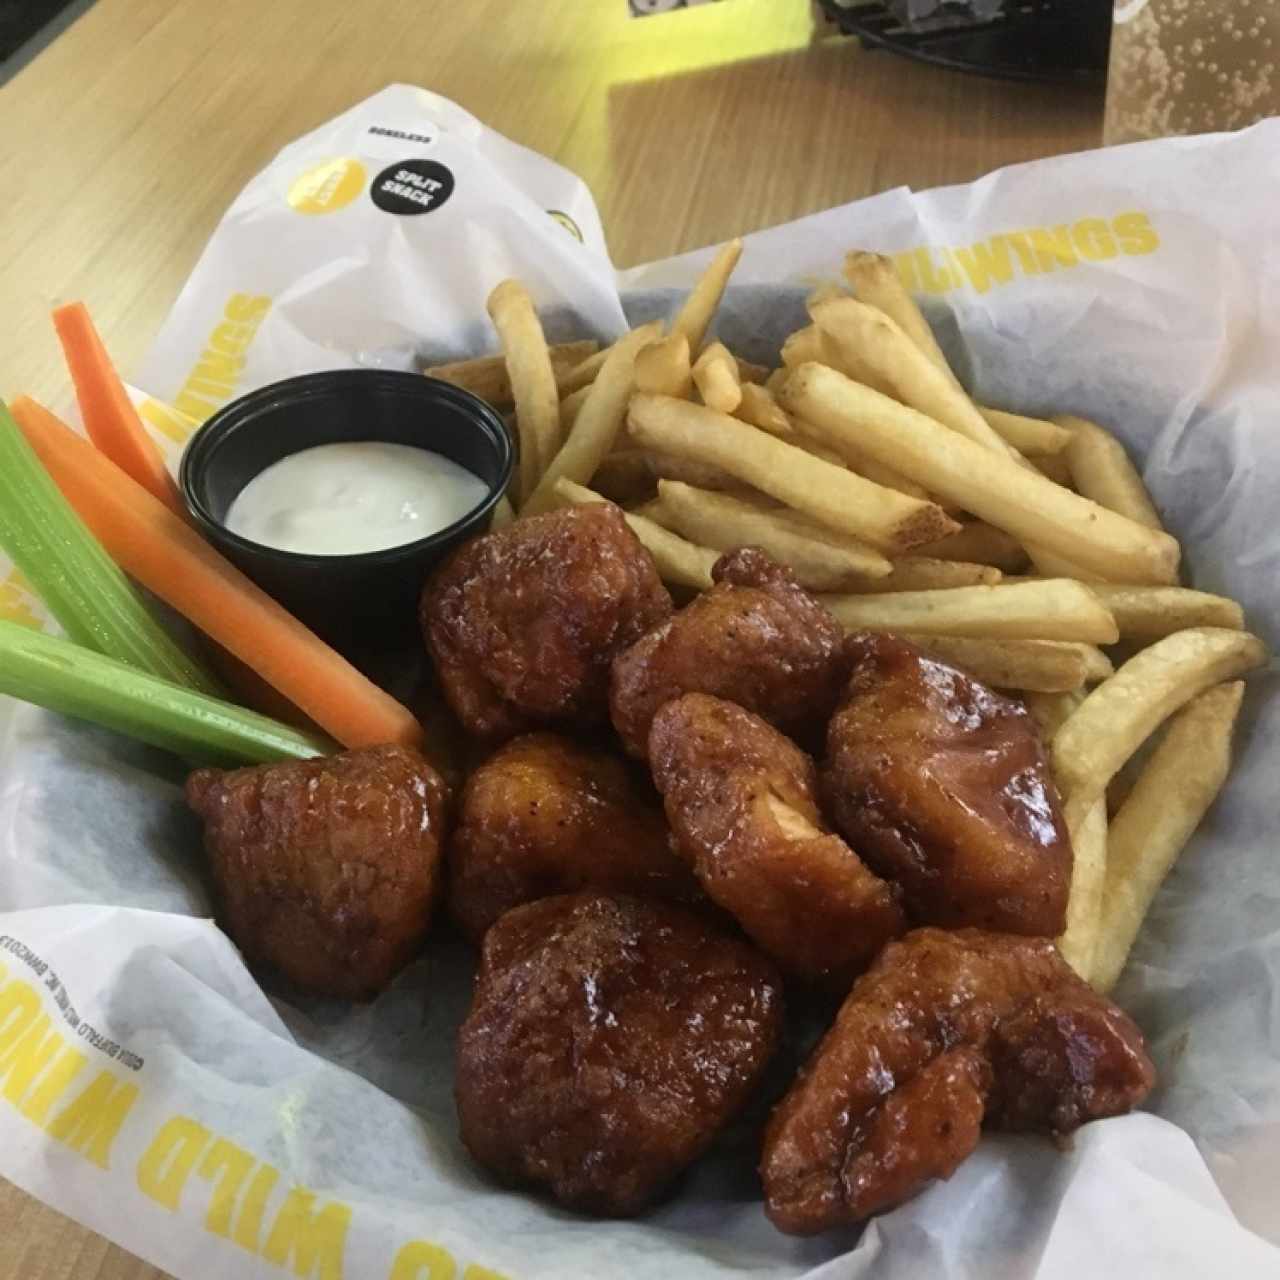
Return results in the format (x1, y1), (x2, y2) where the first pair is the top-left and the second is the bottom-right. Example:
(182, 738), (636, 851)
(226, 441), (488, 556)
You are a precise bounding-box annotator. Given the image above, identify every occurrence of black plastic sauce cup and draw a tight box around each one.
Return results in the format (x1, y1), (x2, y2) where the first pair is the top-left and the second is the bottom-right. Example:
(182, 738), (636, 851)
(180, 370), (513, 651)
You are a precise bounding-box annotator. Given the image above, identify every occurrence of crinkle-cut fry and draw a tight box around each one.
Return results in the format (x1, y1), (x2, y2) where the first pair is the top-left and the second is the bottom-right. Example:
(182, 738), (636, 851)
(914, 522), (1030, 573)
(836, 557), (1001, 593)
(1052, 627), (1266, 827)
(487, 280), (561, 502)
(425, 339), (599, 405)
(891, 635), (1093, 693)
(822, 580), (1119, 644)
(1059, 414), (1164, 530)
(553, 478), (719, 589)
(649, 480), (890, 589)
(692, 341), (743, 413)
(672, 238), (743, 354)
(734, 383), (795, 437)
(626, 393), (959, 552)
(779, 364), (1181, 585)
(634, 333), (693, 399)
(978, 407), (1073, 455)
(1057, 799), (1108, 982)
(1087, 584), (1245, 641)
(1094, 681), (1245, 993)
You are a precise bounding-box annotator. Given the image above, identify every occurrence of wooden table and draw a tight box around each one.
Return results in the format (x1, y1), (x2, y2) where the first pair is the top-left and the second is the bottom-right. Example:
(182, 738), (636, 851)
(0, 0), (1106, 1275)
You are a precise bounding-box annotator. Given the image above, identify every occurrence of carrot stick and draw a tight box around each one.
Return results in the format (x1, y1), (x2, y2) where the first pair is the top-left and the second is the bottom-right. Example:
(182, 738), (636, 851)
(9, 396), (424, 752)
(51, 303), (185, 515)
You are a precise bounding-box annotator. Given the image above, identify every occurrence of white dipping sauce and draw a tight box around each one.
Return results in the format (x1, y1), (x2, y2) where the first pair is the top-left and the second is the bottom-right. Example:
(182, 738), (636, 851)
(225, 441), (488, 556)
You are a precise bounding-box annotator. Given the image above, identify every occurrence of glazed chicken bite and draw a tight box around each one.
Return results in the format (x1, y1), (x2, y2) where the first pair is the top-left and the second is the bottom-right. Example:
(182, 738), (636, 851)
(186, 745), (449, 1000)
(823, 632), (1071, 935)
(650, 695), (904, 989)
(610, 546), (847, 758)
(456, 891), (784, 1216)
(448, 732), (699, 942)
(761, 927), (1155, 1234)
(422, 502), (672, 741)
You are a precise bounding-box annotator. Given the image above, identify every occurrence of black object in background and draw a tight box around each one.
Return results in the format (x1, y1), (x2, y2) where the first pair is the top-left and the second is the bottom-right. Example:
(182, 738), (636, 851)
(0, 0), (86, 63)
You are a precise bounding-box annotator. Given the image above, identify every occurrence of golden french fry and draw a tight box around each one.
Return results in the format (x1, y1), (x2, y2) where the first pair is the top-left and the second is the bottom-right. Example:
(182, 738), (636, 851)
(425, 339), (599, 405)
(692, 341), (743, 414)
(559, 346), (611, 395)
(893, 635), (1094, 693)
(553, 478), (719, 589)
(806, 281), (848, 308)
(559, 382), (592, 432)
(626, 393), (960, 552)
(1058, 414), (1163, 530)
(487, 280), (562, 502)
(765, 367), (789, 396)
(780, 364), (1181, 584)
(523, 323), (663, 517)
(1023, 689), (1086, 738)
(1052, 627), (1266, 824)
(672, 238), (743, 354)
(1094, 681), (1245, 992)
(978, 407), (1073, 456)
(734, 356), (770, 385)
(837, 558), (1002, 592)
(1076, 643), (1117, 685)
(1057, 799), (1108, 981)
(914, 522), (1030, 572)
(734, 383), (795, 437)
(822, 580), (1119, 643)
(842, 250), (957, 383)
(1023, 543), (1099, 581)
(792, 418), (929, 499)
(1087, 585), (1245, 641)
(649, 480), (891, 589)
(634, 333), (693, 399)
(1028, 451), (1073, 488)
(780, 325), (829, 369)
(489, 494), (515, 530)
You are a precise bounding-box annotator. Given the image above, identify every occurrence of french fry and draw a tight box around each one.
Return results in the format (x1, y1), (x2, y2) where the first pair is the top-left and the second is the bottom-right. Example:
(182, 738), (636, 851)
(780, 325), (829, 369)
(672, 238), (743, 354)
(734, 383), (795, 437)
(836, 557), (1002, 592)
(1057, 799), (1108, 981)
(489, 494), (515, 530)
(842, 250), (957, 383)
(487, 280), (562, 502)
(765, 367), (789, 396)
(914, 522), (1030, 572)
(559, 381), (592, 432)
(807, 281), (848, 308)
(634, 333), (693, 399)
(424, 339), (599, 405)
(1093, 681), (1245, 992)
(734, 356), (770, 385)
(1023, 689), (1085, 738)
(559, 345), (611, 395)
(692, 341), (743, 413)
(626, 393), (960, 552)
(893, 635), (1096, 693)
(596, 447), (752, 496)
(649, 480), (891, 589)
(523, 323), (663, 517)
(553, 478), (719, 589)
(1087, 585), (1244, 641)
(822, 580), (1119, 643)
(792, 418), (929, 499)
(1052, 627), (1266, 824)
(780, 364), (1181, 584)
(1058, 414), (1163, 530)
(978, 407), (1073, 456)
(1076, 643), (1117, 685)
(1028, 451), (1073, 488)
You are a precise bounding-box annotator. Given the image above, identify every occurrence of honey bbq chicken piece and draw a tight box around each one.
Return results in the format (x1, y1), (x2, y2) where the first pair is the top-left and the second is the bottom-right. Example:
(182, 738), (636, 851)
(823, 632), (1071, 935)
(448, 732), (700, 942)
(422, 502), (672, 741)
(761, 927), (1155, 1234)
(650, 695), (904, 989)
(455, 891), (784, 1216)
(610, 546), (847, 758)
(186, 744), (450, 1000)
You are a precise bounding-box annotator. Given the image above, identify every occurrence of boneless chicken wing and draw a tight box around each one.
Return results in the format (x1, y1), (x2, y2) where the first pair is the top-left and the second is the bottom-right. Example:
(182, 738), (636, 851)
(824, 632), (1071, 935)
(186, 745), (450, 1000)
(422, 503), (672, 740)
(448, 732), (699, 941)
(650, 694), (904, 988)
(455, 891), (784, 1216)
(610, 547), (847, 758)
(761, 927), (1155, 1234)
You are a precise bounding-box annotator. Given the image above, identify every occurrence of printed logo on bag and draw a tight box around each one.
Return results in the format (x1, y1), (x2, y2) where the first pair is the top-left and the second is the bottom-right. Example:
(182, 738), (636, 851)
(370, 159), (455, 216)
(548, 209), (584, 242)
(286, 157), (367, 215)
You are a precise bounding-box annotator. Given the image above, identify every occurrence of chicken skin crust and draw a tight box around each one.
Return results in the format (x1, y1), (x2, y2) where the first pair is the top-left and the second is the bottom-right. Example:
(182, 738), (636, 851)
(448, 732), (699, 942)
(456, 891), (784, 1216)
(422, 502), (672, 741)
(649, 694), (904, 989)
(610, 547), (847, 759)
(186, 745), (450, 1000)
(761, 927), (1155, 1234)
(824, 632), (1072, 935)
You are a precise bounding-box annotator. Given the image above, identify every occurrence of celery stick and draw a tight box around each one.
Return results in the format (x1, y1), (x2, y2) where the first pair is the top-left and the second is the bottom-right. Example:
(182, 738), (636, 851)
(0, 400), (221, 695)
(0, 619), (332, 765)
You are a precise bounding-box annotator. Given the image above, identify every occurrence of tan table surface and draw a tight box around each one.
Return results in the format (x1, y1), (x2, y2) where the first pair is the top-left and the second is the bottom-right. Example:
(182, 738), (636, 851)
(0, 0), (1104, 1276)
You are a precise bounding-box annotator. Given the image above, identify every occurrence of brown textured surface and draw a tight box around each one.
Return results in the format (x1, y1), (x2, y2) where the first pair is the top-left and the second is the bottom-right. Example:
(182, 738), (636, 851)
(650, 694), (903, 989)
(823, 632), (1072, 936)
(455, 891), (784, 1217)
(761, 927), (1156, 1235)
(448, 731), (698, 941)
(186, 745), (450, 1000)
(422, 503), (671, 741)
(610, 547), (847, 759)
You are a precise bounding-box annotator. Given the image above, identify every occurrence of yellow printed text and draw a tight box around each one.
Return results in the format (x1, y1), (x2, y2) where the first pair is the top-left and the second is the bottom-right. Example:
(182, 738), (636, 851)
(172, 293), (271, 425)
